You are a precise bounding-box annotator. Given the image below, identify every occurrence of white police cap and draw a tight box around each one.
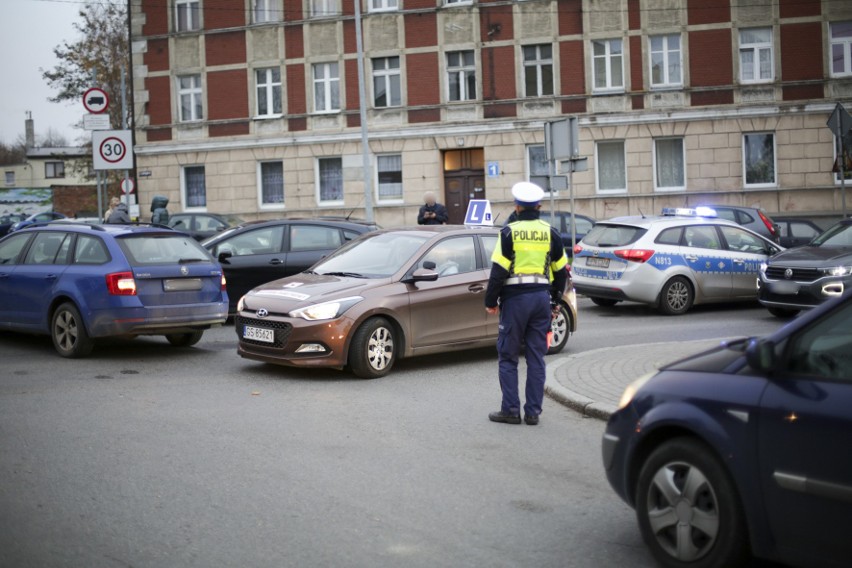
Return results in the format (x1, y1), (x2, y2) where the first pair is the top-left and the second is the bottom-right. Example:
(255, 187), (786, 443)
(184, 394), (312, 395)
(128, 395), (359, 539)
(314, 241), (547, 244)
(511, 181), (545, 206)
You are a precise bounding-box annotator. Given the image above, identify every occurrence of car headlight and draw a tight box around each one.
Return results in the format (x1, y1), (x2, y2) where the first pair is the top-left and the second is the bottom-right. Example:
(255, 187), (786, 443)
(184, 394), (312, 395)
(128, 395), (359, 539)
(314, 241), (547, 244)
(824, 266), (852, 277)
(237, 295), (246, 312)
(618, 371), (656, 410)
(288, 296), (364, 321)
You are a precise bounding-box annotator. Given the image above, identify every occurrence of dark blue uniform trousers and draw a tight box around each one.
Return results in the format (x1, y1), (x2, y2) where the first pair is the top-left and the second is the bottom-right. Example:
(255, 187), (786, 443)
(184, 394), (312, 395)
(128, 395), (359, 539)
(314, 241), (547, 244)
(497, 290), (552, 417)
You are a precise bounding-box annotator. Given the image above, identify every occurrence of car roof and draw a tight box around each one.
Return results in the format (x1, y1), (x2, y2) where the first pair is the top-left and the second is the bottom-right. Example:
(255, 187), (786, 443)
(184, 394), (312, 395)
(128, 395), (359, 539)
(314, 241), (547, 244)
(372, 225), (500, 237)
(229, 218), (374, 230)
(599, 215), (742, 230)
(19, 222), (178, 236)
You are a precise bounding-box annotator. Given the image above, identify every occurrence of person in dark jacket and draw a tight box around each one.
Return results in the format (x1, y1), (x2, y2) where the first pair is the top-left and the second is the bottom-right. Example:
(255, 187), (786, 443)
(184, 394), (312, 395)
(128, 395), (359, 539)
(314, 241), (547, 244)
(417, 192), (449, 225)
(151, 195), (170, 225)
(106, 201), (131, 224)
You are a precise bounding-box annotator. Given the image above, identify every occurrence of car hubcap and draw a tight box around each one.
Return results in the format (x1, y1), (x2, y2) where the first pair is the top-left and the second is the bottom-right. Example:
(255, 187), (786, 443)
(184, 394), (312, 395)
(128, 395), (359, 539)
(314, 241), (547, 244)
(55, 311), (77, 351)
(667, 282), (689, 311)
(367, 327), (393, 371)
(551, 309), (567, 347)
(646, 461), (720, 562)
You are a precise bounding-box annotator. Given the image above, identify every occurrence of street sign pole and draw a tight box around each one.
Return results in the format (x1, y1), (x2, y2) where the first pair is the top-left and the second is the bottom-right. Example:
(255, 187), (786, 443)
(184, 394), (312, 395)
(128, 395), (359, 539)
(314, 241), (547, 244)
(827, 102), (852, 218)
(121, 66), (131, 213)
(840, 132), (847, 219)
(545, 122), (556, 217)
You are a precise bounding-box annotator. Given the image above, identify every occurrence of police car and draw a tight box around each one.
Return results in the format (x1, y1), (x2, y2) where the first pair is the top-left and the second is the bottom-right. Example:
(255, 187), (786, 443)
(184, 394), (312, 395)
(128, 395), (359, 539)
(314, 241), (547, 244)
(572, 207), (783, 315)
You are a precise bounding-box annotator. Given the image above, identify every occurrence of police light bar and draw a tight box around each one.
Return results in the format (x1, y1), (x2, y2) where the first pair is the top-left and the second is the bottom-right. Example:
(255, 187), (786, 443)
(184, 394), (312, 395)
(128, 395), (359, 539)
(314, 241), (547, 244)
(661, 207), (717, 218)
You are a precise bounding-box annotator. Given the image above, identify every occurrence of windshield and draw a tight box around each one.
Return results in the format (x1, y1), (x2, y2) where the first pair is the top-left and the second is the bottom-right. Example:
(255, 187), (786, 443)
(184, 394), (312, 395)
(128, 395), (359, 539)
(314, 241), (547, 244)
(313, 232), (430, 278)
(118, 234), (213, 266)
(811, 223), (852, 247)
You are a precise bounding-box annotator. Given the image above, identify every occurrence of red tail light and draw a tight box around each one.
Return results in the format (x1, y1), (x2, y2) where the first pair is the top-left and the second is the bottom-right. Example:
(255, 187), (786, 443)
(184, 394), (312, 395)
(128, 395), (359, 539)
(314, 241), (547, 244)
(221, 274), (227, 291)
(758, 210), (776, 236)
(614, 249), (655, 263)
(106, 272), (137, 295)
(573, 244), (583, 255)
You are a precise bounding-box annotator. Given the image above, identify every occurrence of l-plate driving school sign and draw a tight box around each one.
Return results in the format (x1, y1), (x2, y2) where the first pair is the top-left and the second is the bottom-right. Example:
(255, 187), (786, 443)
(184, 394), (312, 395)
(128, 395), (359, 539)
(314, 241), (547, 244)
(92, 130), (133, 170)
(464, 199), (493, 226)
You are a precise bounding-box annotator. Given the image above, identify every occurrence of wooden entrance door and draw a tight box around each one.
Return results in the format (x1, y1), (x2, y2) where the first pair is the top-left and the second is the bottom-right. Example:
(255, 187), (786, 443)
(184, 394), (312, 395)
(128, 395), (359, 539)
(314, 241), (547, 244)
(443, 149), (485, 225)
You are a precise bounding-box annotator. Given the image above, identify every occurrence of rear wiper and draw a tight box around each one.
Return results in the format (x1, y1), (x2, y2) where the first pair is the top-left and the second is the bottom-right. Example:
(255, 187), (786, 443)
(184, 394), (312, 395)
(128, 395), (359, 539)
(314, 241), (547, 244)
(178, 258), (206, 264)
(321, 271), (367, 278)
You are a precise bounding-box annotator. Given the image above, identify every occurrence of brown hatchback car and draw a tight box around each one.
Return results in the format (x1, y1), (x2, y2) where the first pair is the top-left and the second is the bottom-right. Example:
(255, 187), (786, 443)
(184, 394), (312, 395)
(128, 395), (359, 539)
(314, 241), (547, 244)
(235, 226), (578, 378)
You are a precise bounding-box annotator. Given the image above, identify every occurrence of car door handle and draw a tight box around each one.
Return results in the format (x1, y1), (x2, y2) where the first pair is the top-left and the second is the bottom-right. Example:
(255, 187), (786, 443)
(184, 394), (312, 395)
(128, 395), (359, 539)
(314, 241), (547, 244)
(45, 274), (57, 280)
(468, 284), (485, 293)
(268, 259), (284, 265)
(733, 259), (745, 265)
(685, 255), (698, 262)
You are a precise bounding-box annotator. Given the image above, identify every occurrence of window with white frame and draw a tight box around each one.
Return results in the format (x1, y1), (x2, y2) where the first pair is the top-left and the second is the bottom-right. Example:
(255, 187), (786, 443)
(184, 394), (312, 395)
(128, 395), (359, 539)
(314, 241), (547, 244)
(830, 21), (852, 77)
(377, 155), (403, 201)
(527, 145), (549, 190)
(313, 62), (340, 113)
(373, 57), (401, 108)
(649, 34), (681, 88)
(654, 138), (685, 191)
(523, 44), (554, 97)
(743, 133), (776, 187)
(253, 0), (276, 23)
(447, 50), (476, 102)
(183, 165), (206, 209)
(255, 68), (282, 117)
(370, 0), (398, 12)
(45, 161), (65, 179)
(317, 157), (343, 204)
(4, 171), (13, 186)
(175, 0), (200, 32)
(593, 38), (624, 91)
(596, 141), (626, 192)
(178, 75), (203, 122)
(739, 27), (774, 83)
(309, 0), (338, 17)
(258, 161), (284, 207)
(444, 0), (472, 5)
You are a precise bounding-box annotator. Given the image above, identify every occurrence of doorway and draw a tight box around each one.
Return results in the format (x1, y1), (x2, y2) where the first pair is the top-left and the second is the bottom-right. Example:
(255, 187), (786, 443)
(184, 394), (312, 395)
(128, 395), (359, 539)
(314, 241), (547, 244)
(443, 149), (485, 225)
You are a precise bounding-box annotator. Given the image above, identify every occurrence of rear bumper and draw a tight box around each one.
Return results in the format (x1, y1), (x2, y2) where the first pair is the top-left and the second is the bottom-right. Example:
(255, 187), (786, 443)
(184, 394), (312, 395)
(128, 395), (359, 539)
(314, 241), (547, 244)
(87, 302), (228, 337)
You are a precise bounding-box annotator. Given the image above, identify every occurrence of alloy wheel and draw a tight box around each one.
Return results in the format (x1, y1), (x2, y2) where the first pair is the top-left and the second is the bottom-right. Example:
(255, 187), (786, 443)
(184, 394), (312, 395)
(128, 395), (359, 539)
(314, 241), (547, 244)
(54, 310), (78, 352)
(551, 309), (567, 347)
(666, 281), (690, 312)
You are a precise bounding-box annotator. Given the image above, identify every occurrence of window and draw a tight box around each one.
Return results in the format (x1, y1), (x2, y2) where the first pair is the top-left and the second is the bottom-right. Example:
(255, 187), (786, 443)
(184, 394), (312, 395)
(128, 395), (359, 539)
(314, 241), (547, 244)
(739, 27), (773, 83)
(447, 50), (476, 102)
(596, 141), (626, 192)
(370, 0), (398, 12)
(683, 226), (721, 250)
(444, 0), (473, 5)
(258, 161), (284, 207)
(743, 133), (776, 187)
(527, 145), (549, 190)
(183, 165), (206, 209)
(420, 237), (477, 276)
(787, 300), (852, 381)
(377, 154), (403, 201)
(24, 232), (70, 265)
(178, 75), (203, 122)
(256, 68), (282, 117)
(313, 62), (340, 113)
(195, 215), (226, 232)
(790, 221), (820, 240)
(309, 0), (338, 17)
(830, 21), (852, 77)
(649, 34), (681, 88)
(74, 235), (110, 264)
(290, 225), (343, 251)
(654, 138), (685, 191)
(720, 226), (767, 254)
(253, 0), (276, 23)
(0, 233), (32, 265)
(523, 44), (554, 97)
(45, 161), (65, 179)
(213, 226), (284, 257)
(4, 171), (13, 186)
(317, 157), (343, 204)
(656, 227), (683, 245)
(175, 0), (200, 32)
(372, 57), (401, 108)
(593, 39), (624, 91)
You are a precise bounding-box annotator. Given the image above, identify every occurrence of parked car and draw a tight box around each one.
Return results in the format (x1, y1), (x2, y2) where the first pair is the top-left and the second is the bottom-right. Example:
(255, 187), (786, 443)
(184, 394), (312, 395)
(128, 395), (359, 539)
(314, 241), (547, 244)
(10, 211), (66, 232)
(168, 212), (245, 241)
(758, 218), (852, 317)
(506, 211), (596, 256)
(704, 205), (780, 244)
(772, 216), (824, 248)
(572, 208), (782, 315)
(235, 226), (578, 378)
(0, 214), (27, 237)
(602, 290), (852, 568)
(202, 219), (375, 312)
(0, 223), (228, 357)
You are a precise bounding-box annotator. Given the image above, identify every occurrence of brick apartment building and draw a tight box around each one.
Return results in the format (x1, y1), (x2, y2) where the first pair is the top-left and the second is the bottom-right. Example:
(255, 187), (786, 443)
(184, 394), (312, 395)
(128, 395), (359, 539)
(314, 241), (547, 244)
(130, 0), (852, 226)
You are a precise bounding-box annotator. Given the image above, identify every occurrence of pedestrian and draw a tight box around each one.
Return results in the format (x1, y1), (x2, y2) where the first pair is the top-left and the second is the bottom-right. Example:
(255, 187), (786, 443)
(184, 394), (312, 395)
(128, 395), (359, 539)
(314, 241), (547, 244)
(106, 199), (131, 224)
(151, 195), (170, 225)
(484, 181), (569, 426)
(417, 191), (449, 225)
(103, 196), (120, 223)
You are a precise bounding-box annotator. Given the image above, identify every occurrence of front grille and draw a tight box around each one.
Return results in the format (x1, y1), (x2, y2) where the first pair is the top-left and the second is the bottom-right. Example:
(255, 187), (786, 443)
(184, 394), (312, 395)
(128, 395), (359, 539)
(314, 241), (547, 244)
(765, 266), (821, 283)
(235, 316), (292, 349)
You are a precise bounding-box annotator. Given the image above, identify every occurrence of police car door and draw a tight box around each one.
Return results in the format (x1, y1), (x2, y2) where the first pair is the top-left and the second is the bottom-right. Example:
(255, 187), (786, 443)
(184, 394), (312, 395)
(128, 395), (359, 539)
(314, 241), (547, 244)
(718, 225), (776, 299)
(681, 225), (732, 299)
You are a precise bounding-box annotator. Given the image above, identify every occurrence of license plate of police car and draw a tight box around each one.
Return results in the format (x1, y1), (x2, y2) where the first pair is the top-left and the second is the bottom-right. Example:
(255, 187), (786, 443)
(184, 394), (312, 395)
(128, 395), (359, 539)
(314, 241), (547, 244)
(244, 326), (274, 343)
(586, 257), (610, 268)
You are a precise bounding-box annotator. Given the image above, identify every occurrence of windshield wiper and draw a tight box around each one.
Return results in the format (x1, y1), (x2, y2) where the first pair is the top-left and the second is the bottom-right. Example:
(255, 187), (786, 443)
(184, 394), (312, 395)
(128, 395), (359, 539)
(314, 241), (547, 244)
(320, 271), (367, 278)
(178, 258), (206, 264)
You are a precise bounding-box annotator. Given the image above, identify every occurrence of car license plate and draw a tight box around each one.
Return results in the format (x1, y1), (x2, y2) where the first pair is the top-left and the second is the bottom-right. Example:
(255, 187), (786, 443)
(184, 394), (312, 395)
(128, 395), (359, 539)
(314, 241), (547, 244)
(243, 326), (274, 343)
(770, 281), (800, 295)
(586, 257), (610, 269)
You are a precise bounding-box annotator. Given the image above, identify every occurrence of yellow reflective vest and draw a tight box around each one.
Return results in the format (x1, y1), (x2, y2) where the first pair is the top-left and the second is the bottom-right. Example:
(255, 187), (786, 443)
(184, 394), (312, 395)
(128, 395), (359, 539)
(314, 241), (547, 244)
(491, 219), (568, 281)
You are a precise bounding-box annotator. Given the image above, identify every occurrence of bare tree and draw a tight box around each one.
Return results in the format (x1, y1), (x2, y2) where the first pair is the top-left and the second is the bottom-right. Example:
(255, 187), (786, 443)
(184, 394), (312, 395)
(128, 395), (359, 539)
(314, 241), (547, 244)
(0, 140), (26, 166)
(38, 128), (69, 148)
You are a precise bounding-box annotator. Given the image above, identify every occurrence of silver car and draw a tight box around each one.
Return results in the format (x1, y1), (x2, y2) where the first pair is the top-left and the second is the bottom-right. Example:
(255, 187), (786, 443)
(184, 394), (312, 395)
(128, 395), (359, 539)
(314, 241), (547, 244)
(572, 208), (783, 314)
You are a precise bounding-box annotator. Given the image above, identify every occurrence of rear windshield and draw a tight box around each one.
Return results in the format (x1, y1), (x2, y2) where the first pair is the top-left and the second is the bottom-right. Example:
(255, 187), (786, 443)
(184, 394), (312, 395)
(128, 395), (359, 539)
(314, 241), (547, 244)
(581, 224), (647, 247)
(117, 234), (213, 266)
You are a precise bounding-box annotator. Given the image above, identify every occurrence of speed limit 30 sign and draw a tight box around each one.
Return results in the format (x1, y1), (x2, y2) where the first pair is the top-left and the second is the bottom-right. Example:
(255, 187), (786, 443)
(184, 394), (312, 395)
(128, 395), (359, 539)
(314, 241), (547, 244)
(92, 130), (133, 170)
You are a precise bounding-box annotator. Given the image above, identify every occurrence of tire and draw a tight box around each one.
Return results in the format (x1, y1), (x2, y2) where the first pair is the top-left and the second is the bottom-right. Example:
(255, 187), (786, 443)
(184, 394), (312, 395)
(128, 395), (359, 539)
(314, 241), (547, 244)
(348, 317), (396, 379)
(51, 302), (94, 358)
(591, 297), (619, 307)
(166, 330), (204, 347)
(635, 438), (750, 568)
(767, 307), (800, 319)
(658, 277), (694, 315)
(547, 303), (571, 355)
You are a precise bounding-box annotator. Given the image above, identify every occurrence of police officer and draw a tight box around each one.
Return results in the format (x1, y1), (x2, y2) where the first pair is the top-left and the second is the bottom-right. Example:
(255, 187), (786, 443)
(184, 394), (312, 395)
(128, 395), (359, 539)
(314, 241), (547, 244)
(485, 182), (569, 426)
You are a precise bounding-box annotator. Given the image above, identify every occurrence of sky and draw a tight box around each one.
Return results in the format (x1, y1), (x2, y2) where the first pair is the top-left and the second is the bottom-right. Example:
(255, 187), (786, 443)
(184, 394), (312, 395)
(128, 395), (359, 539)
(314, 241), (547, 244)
(0, 0), (84, 146)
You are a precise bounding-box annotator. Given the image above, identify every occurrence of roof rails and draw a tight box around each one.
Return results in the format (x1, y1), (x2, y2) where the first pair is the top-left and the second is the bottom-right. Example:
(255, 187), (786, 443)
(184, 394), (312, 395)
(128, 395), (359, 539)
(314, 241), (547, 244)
(28, 221), (107, 231)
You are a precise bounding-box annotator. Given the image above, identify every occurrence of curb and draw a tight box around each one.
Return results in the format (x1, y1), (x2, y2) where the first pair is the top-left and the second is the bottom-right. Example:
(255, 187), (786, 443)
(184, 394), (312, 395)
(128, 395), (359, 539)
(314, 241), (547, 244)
(545, 357), (618, 420)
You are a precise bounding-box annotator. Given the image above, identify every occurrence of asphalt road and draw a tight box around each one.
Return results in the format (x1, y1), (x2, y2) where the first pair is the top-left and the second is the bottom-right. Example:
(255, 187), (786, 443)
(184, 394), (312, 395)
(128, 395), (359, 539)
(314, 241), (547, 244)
(0, 298), (785, 568)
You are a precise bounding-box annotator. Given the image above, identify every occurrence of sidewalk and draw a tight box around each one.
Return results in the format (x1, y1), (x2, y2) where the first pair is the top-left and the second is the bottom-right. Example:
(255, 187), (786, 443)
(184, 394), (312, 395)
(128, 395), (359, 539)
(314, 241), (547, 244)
(545, 339), (727, 420)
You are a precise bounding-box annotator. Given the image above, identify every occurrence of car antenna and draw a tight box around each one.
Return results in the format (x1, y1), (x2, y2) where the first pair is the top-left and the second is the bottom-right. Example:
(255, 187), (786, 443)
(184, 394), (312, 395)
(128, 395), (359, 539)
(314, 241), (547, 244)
(492, 212), (502, 224)
(637, 207), (646, 219)
(345, 194), (364, 221)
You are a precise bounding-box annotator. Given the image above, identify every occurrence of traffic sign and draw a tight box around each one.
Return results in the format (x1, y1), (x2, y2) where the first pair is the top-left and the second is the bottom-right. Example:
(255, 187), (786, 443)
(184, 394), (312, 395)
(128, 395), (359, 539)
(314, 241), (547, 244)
(827, 102), (852, 138)
(83, 87), (109, 114)
(120, 178), (135, 194)
(83, 113), (110, 130)
(92, 130), (133, 170)
(464, 199), (493, 226)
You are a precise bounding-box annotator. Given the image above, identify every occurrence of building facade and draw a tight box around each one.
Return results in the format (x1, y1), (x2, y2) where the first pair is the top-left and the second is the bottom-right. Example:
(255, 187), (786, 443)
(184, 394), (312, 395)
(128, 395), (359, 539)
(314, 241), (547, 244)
(131, 0), (852, 226)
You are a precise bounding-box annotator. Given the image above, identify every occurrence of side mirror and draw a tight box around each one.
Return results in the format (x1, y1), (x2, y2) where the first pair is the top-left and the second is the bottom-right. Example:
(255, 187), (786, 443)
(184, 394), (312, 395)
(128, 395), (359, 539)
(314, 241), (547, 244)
(403, 268), (439, 284)
(216, 226), (226, 232)
(217, 250), (233, 264)
(745, 338), (776, 374)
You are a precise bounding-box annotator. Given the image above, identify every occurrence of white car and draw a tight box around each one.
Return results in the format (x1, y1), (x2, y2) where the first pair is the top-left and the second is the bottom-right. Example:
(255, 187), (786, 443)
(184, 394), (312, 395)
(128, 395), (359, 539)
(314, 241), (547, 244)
(572, 208), (783, 315)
